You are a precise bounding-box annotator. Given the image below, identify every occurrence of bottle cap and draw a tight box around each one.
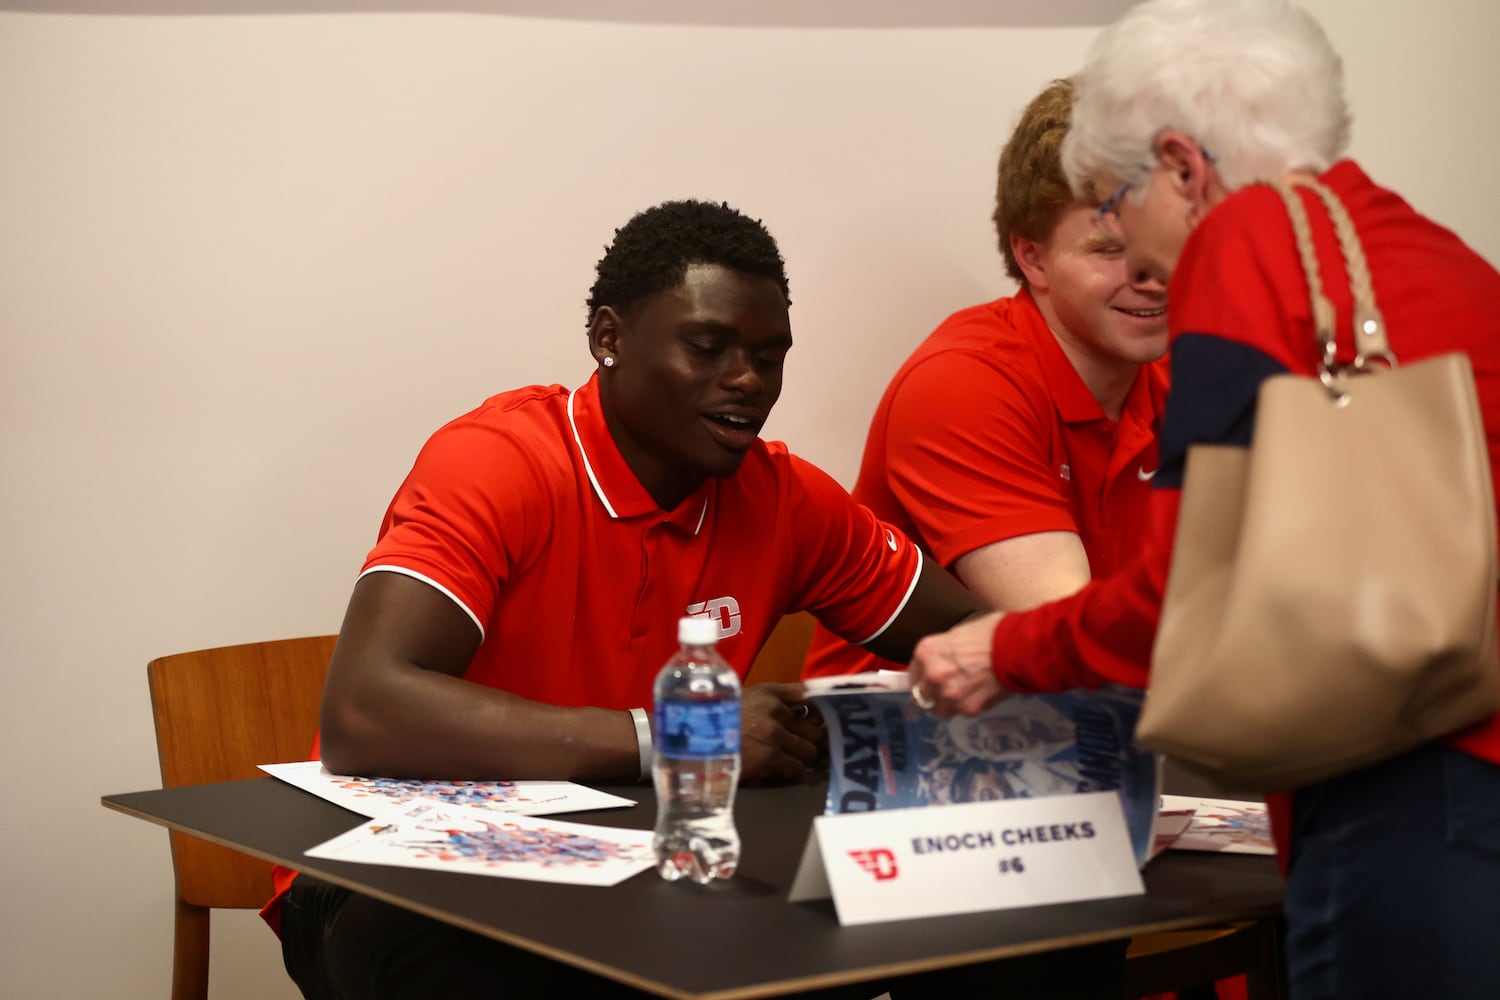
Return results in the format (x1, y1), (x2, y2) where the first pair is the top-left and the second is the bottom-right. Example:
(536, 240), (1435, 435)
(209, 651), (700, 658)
(678, 616), (719, 645)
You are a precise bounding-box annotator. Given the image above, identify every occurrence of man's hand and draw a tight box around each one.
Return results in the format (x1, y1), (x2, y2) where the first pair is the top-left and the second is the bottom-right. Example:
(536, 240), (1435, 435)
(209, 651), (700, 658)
(739, 682), (824, 782)
(908, 611), (1009, 718)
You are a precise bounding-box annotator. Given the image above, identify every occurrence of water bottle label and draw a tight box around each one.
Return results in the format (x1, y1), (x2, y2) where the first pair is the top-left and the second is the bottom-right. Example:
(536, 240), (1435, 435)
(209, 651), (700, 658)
(654, 700), (740, 759)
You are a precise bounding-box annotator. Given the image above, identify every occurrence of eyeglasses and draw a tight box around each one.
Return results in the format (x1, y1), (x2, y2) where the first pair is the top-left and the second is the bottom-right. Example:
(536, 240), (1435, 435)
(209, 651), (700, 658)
(1094, 144), (1216, 222)
(1095, 180), (1133, 221)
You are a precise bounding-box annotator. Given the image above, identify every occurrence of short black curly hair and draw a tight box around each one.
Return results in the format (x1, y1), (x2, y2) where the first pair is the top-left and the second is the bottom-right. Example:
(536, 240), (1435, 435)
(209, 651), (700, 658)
(585, 200), (791, 325)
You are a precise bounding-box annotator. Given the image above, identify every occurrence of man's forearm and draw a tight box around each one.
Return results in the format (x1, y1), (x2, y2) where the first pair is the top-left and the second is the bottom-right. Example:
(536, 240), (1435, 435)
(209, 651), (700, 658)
(320, 665), (640, 782)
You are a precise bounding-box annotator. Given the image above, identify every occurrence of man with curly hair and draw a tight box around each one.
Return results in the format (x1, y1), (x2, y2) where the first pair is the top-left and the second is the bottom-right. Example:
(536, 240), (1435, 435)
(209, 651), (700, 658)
(270, 199), (986, 998)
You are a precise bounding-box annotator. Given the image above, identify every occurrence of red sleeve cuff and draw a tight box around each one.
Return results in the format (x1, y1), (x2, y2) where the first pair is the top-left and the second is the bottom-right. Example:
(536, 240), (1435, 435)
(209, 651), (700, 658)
(989, 598), (1098, 694)
(988, 576), (1155, 694)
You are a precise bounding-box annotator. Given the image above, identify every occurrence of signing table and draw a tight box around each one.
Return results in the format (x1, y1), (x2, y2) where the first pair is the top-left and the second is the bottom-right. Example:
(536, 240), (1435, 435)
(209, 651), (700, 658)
(103, 774), (1283, 999)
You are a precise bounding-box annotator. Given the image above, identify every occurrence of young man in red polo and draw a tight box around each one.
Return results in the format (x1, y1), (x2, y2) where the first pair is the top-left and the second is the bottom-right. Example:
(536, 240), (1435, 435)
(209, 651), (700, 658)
(271, 200), (1001, 999)
(803, 79), (1168, 679)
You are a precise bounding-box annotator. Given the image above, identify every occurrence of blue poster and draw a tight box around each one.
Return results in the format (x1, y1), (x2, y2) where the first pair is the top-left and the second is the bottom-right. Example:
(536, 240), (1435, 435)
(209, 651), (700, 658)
(811, 686), (1160, 866)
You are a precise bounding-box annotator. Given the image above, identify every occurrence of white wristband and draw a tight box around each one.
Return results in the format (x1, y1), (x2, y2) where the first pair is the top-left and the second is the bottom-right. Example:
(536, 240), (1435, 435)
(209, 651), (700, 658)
(629, 707), (653, 783)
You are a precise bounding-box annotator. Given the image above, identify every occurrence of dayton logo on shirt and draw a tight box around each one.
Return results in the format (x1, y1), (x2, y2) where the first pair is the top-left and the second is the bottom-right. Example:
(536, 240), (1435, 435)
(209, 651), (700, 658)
(849, 848), (899, 881)
(685, 596), (742, 639)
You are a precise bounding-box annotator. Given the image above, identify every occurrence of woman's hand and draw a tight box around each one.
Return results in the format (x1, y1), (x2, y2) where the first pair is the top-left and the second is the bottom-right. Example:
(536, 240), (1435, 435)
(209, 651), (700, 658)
(908, 611), (1010, 717)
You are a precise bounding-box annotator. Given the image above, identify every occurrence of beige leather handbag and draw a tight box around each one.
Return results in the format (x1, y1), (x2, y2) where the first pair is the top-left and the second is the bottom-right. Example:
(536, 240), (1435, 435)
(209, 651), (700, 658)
(1138, 179), (1500, 790)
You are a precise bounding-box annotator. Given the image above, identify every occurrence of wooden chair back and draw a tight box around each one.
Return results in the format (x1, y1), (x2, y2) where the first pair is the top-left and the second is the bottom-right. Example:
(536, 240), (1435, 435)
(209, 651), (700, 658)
(745, 611), (817, 685)
(147, 634), (336, 1000)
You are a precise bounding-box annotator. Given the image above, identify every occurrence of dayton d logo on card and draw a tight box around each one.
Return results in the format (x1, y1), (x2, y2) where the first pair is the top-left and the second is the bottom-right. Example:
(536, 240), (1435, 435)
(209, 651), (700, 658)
(848, 848), (899, 880)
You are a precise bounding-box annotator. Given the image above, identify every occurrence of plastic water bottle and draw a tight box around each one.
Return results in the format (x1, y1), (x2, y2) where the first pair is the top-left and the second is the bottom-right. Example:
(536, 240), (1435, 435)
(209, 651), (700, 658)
(652, 615), (742, 883)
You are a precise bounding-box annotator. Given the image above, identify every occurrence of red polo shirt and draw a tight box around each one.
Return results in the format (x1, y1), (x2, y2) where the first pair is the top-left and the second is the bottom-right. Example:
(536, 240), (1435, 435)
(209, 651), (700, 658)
(363, 374), (921, 702)
(803, 289), (1166, 677)
(264, 374), (922, 932)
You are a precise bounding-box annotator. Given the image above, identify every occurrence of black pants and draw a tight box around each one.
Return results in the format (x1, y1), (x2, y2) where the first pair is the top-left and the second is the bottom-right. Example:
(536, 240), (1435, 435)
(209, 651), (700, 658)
(1283, 743), (1500, 1000)
(282, 874), (1126, 999)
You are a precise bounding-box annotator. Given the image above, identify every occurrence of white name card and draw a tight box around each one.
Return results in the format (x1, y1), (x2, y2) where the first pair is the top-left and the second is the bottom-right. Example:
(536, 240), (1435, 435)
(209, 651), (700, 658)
(788, 792), (1143, 926)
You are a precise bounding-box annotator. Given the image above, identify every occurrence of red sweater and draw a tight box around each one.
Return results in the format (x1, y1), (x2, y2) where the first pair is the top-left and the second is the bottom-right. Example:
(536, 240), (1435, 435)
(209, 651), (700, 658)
(986, 161), (1500, 862)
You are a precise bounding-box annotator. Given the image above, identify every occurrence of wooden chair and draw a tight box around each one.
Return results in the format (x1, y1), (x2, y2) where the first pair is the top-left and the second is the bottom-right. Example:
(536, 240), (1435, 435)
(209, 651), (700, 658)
(1123, 919), (1285, 999)
(745, 610), (818, 685)
(147, 634), (337, 1000)
(745, 613), (1286, 999)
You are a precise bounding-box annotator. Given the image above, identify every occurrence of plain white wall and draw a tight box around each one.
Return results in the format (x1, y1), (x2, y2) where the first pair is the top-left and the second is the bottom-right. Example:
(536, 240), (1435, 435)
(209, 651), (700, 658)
(2, 2), (1495, 997)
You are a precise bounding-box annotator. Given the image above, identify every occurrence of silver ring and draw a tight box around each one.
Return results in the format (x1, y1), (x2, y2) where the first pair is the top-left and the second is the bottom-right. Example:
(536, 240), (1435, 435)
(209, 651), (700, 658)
(792, 702), (810, 720)
(911, 686), (936, 711)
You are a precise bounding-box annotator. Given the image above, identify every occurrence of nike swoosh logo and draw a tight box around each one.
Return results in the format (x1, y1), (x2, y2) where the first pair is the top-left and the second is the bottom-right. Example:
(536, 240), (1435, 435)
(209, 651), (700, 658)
(884, 529), (898, 552)
(1138, 466), (1157, 481)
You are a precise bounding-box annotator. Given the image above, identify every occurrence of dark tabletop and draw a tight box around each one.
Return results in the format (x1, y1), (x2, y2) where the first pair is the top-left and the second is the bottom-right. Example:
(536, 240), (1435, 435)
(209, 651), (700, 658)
(103, 770), (1283, 999)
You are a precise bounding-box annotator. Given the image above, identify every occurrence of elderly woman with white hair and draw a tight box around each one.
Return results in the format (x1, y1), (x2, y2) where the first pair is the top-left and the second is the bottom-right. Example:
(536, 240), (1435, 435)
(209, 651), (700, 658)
(908, 0), (1500, 996)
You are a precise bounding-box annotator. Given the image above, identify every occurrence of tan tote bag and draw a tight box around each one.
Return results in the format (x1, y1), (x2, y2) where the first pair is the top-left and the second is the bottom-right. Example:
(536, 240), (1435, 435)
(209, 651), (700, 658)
(1138, 178), (1500, 790)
